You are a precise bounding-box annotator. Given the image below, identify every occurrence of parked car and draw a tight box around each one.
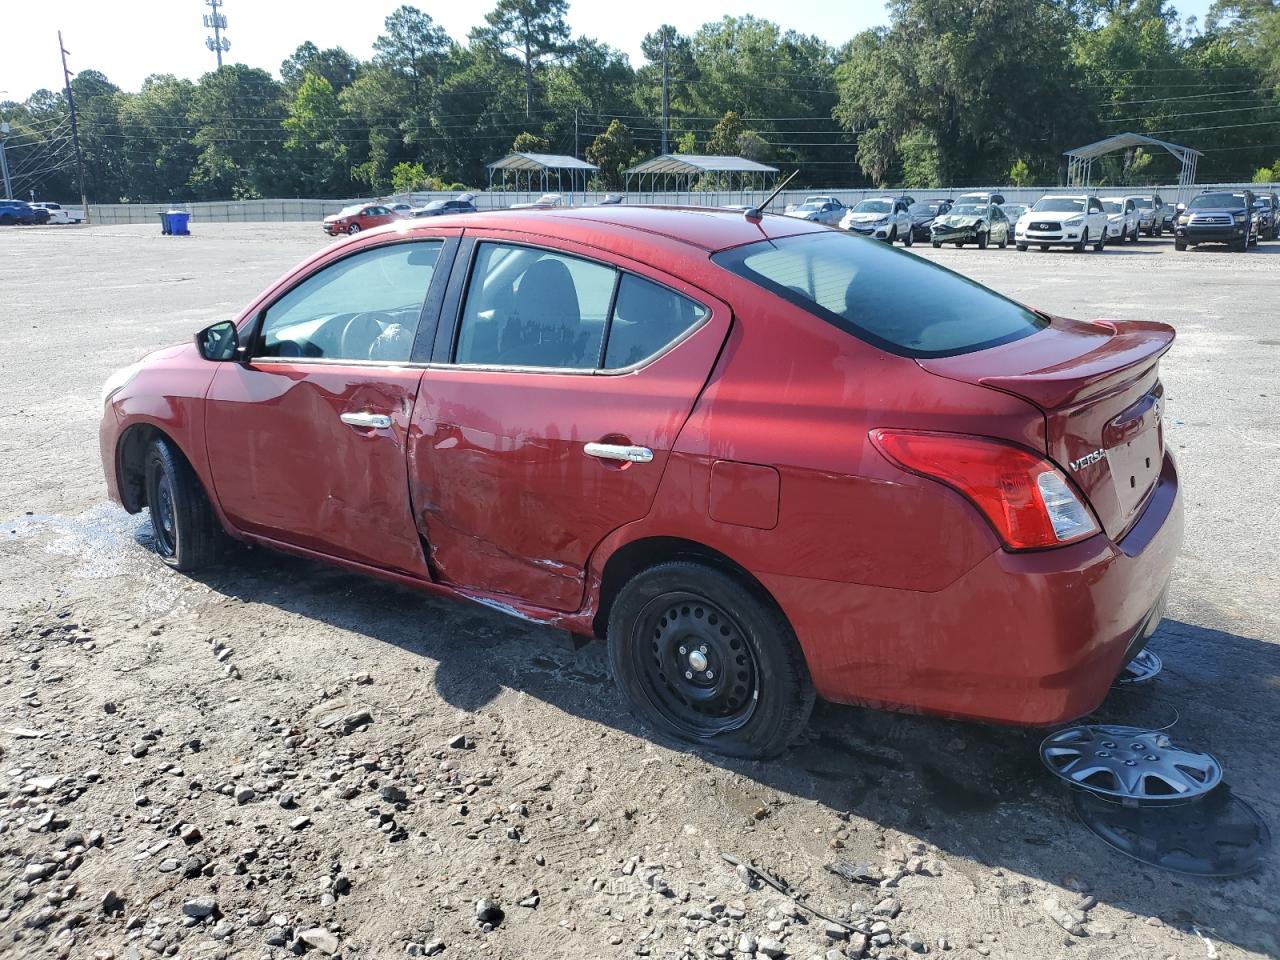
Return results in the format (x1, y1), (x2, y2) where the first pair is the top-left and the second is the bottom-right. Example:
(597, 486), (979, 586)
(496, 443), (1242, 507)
(509, 193), (562, 210)
(1252, 193), (1279, 241)
(596, 194), (624, 205)
(0, 199), (49, 225)
(1161, 203), (1181, 233)
(412, 193), (479, 217)
(30, 201), (85, 224)
(785, 194), (840, 213)
(99, 207), (1181, 758)
(784, 198), (845, 226)
(1001, 202), (1030, 224)
(322, 203), (403, 236)
(783, 199), (844, 227)
(1175, 189), (1257, 251)
(1127, 194), (1165, 236)
(839, 196), (914, 244)
(1015, 195), (1107, 252)
(388, 203), (414, 215)
(1100, 197), (1140, 244)
(929, 197), (1011, 249)
(956, 191), (1005, 206)
(906, 199), (952, 242)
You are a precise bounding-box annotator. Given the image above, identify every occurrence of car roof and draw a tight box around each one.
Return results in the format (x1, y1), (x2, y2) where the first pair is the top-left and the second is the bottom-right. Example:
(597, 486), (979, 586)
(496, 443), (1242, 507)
(402, 205), (828, 253)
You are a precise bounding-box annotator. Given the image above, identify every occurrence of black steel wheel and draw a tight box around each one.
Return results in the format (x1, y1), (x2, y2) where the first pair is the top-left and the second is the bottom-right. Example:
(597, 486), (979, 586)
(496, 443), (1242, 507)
(608, 561), (814, 758)
(143, 437), (221, 571)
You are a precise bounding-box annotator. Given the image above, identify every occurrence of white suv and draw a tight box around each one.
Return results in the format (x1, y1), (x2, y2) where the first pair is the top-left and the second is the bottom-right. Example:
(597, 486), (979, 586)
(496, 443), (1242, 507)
(840, 196), (914, 245)
(1100, 197), (1140, 244)
(1015, 195), (1107, 252)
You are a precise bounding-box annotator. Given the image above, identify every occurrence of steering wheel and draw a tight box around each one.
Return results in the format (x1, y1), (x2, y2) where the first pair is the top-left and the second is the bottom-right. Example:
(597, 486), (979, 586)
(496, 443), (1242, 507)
(339, 311), (395, 359)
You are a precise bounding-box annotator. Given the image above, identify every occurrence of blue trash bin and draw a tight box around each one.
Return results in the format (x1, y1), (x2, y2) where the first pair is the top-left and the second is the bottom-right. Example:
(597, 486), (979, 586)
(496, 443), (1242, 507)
(167, 210), (190, 236)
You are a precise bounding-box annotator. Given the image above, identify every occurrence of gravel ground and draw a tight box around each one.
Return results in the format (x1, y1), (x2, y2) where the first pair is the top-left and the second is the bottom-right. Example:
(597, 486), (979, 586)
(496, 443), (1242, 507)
(0, 222), (1277, 960)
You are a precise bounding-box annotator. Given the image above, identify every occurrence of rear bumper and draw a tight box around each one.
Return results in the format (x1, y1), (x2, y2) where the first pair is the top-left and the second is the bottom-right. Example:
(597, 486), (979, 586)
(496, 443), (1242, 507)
(765, 450), (1184, 726)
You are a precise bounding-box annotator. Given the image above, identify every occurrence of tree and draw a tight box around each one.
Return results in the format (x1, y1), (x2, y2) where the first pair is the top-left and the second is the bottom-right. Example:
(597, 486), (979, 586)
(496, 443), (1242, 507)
(188, 65), (286, 199)
(512, 131), (550, 152)
(586, 119), (636, 188)
(474, 0), (572, 117)
(373, 6), (451, 102)
(1009, 158), (1033, 186)
(282, 74), (350, 195)
(281, 42), (359, 94)
(705, 111), (746, 155)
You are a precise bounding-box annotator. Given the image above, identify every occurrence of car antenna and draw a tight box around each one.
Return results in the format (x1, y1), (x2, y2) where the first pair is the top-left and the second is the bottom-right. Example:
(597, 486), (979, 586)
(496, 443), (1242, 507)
(744, 170), (799, 224)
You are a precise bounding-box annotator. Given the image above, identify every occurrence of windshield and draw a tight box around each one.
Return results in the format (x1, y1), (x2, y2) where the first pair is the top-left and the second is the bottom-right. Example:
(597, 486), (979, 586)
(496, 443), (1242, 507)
(796, 203), (823, 212)
(712, 232), (1047, 359)
(1190, 193), (1242, 209)
(853, 200), (892, 214)
(1101, 201), (1124, 214)
(1033, 198), (1085, 213)
(1132, 198), (1153, 208)
(910, 202), (943, 215)
(949, 204), (984, 217)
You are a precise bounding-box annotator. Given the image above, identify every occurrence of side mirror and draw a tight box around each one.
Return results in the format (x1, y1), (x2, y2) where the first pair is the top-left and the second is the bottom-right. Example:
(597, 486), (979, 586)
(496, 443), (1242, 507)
(196, 320), (240, 362)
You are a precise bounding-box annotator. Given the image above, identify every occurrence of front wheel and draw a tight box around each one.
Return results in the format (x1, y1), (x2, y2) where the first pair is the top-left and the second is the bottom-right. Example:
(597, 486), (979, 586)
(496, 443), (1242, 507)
(1174, 239), (1187, 251)
(607, 561), (814, 759)
(998, 230), (1008, 249)
(1074, 229), (1089, 253)
(977, 230), (988, 250)
(143, 438), (221, 571)
(886, 227), (897, 244)
(902, 227), (913, 247)
(1094, 230), (1105, 252)
(1017, 243), (1028, 251)
(931, 240), (941, 249)
(347, 223), (361, 235)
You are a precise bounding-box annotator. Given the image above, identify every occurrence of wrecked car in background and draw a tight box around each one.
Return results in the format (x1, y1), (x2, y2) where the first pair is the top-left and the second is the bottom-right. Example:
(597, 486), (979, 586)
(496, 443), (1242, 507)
(99, 207), (1182, 759)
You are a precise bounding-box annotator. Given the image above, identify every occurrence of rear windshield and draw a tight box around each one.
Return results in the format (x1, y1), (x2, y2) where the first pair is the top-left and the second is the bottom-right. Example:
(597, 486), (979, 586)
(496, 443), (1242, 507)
(713, 232), (1047, 358)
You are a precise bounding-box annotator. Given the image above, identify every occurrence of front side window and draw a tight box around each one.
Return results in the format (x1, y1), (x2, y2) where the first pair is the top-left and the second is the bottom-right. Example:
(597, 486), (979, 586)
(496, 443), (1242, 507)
(713, 231), (1047, 359)
(258, 241), (441, 361)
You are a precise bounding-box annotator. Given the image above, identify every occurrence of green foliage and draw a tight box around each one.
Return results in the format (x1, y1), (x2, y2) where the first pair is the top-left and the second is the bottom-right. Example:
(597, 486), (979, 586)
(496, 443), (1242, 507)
(1253, 161), (1280, 183)
(7, 0), (1280, 204)
(390, 161), (448, 192)
(512, 131), (551, 153)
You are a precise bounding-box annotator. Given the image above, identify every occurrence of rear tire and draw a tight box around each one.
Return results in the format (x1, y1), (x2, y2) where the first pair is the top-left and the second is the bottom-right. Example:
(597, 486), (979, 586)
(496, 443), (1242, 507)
(143, 438), (220, 572)
(607, 561), (814, 759)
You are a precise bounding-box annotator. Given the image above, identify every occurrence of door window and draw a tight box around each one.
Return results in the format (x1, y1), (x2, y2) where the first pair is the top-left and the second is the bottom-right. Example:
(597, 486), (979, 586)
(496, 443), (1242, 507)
(258, 241), (441, 361)
(455, 243), (616, 369)
(454, 243), (710, 371)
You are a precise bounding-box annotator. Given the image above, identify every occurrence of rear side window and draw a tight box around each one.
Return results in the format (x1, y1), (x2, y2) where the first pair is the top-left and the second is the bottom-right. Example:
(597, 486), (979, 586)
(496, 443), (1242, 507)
(713, 232), (1046, 358)
(604, 275), (708, 369)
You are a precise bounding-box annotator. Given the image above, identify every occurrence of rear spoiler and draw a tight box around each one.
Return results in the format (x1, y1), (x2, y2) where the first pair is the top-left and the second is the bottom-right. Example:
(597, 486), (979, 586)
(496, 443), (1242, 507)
(976, 319), (1175, 409)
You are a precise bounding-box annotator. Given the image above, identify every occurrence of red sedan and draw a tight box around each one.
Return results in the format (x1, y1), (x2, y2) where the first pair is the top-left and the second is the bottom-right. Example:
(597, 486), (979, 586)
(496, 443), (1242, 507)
(99, 208), (1182, 758)
(322, 203), (402, 236)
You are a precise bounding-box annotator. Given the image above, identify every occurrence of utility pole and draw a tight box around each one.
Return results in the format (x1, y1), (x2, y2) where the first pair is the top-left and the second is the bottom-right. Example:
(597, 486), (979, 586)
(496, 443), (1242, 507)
(0, 124), (12, 200)
(660, 32), (670, 156)
(204, 0), (230, 68)
(574, 107), (579, 159)
(59, 32), (90, 222)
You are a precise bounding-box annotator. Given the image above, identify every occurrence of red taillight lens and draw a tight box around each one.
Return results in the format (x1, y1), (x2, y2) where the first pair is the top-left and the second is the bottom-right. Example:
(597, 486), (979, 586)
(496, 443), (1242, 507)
(870, 429), (1100, 550)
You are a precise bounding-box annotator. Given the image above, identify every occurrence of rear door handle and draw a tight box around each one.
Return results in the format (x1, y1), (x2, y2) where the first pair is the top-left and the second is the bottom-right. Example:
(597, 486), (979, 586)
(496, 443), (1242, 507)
(584, 442), (654, 463)
(340, 411), (392, 430)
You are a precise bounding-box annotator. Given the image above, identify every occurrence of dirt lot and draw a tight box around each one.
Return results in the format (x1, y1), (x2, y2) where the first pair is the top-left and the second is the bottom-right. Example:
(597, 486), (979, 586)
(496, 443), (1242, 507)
(0, 222), (1277, 960)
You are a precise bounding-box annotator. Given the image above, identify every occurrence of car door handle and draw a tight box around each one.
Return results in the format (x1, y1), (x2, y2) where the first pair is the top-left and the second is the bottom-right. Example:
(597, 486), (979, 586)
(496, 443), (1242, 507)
(584, 442), (654, 463)
(340, 411), (392, 430)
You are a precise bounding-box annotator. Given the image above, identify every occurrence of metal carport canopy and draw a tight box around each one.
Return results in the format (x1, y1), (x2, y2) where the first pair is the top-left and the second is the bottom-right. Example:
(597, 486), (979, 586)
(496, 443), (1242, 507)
(625, 154), (779, 176)
(1064, 132), (1202, 203)
(486, 152), (598, 174)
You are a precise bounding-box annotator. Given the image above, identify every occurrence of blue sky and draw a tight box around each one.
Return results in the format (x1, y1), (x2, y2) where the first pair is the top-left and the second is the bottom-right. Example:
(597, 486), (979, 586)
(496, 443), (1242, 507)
(3, 0), (1215, 100)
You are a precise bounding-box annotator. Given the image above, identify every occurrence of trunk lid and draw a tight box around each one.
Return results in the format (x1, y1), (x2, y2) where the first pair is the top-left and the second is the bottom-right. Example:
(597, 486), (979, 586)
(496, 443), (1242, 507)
(917, 316), (1174, 540)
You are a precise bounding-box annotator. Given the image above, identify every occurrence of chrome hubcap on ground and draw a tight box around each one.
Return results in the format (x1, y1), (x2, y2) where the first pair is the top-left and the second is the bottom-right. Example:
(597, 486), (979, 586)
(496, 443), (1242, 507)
(1116, 648), (1163, 685)
(633, 592), (758, 738)
(1040, 724), (1222, 805)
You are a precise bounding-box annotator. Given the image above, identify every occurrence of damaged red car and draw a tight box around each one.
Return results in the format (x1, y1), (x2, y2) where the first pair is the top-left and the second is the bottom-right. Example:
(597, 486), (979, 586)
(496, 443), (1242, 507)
(99, 207), (1182, 758)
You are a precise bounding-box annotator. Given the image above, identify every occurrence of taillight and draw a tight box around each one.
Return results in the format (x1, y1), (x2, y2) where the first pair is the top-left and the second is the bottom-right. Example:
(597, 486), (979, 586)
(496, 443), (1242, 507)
(870, 429), (1100, 550)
